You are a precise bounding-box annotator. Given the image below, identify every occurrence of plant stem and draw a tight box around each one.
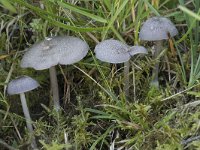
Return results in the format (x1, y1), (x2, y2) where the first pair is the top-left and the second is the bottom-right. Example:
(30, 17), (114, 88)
(151, 40), (163, 87)
(124, 60), (130, 98)
(20, 93), (37, 149)
(49, 66), (60, 111)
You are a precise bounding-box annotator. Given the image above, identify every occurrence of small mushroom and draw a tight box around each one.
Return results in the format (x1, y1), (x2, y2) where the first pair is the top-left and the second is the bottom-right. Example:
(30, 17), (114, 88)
(21, 36), (89, 110)
(7, 76), (39, 149)
(95, 39), (147, 98)
(139, 16), (178, 87)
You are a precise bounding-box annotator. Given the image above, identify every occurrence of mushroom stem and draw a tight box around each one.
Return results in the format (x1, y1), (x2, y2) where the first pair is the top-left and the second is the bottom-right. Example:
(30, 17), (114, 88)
(20, 93), (37, 149)
(49, 66), (60, 111)
(151, 40), (163, 87)
(124, 60), (130, 98)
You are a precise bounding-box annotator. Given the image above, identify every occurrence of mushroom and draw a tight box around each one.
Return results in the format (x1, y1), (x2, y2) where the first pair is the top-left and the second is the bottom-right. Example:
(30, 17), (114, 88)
(94, 39), (147, 98)
(7, 76), (39, 149)
(21, 36), (89, 110)
(139, 16), (178, 87)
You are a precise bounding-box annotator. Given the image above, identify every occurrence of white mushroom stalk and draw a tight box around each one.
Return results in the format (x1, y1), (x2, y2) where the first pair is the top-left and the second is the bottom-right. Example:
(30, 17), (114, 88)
(95, 39), (147, 98)
(20, 36), (89, 111)
(49, 66), (60, 110)
(151, 40), (163, 86)
(7, 76), (39, 149)
(139, 17), (178, 87)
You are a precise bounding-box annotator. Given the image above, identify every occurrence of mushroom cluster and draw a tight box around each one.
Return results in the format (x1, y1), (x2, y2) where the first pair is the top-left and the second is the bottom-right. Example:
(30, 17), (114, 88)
(7, 36), (89, 149)
(21, 36), (89, 111)
(7, 16), (178, 148)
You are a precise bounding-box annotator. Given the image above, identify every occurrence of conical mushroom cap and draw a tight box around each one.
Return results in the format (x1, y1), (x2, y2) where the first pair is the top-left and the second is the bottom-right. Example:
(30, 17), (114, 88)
(139, 17), (178, 41)
(94, 39), (130, 64)
(21, 36), (89, 70)
(7, 76), (39, 95)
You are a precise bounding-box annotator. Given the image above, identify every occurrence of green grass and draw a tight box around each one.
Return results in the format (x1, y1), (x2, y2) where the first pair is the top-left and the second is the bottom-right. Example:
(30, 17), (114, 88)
(1, 0), (200, 149)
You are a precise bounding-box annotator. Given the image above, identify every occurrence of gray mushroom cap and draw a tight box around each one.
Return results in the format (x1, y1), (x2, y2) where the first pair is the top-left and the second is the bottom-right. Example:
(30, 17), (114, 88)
(94, 39), (130, 64)
(7, 76), (39, 95)
(95, 39), (148, 64)
(139, 17), (178, 41)
(21, 36), (89, 70)
(129, 46), (148, 56)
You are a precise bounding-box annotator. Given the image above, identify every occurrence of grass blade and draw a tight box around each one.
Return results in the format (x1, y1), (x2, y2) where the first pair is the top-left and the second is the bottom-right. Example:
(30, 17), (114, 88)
(73, 65), (118, 101)
(178, 5), (200, 21)
(102, 0), (129, 40)
(57, 1), (107, 23)
(0, 0), (17, 13)
(142, 0), (160, 16)
(40, 14), (104, 32)
(89, 125), (116, 150)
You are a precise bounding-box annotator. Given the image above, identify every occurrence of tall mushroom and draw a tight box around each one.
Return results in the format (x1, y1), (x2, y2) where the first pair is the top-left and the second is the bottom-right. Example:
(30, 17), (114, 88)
(139, 17), (178, 87)
(21, 36), (89, 111)
(94, 39), (147, 98)
(7, 76), (39, 149)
